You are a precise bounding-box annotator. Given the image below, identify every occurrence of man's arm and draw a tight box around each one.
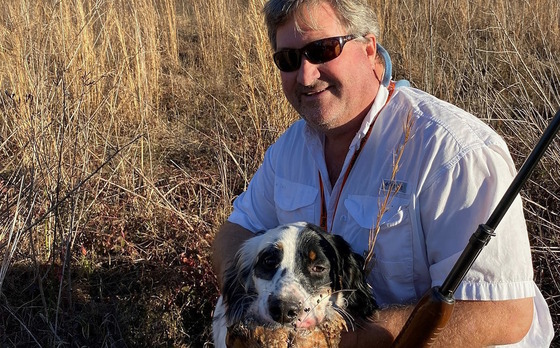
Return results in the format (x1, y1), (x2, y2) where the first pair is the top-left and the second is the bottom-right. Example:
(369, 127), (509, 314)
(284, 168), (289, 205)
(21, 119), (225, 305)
(341, 297), (534, 347)
(212, 221), (255, 288)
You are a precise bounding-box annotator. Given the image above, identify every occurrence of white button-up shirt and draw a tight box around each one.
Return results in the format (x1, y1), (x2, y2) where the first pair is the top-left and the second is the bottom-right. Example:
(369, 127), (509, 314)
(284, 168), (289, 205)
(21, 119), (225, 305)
(228, 85), (554, 346)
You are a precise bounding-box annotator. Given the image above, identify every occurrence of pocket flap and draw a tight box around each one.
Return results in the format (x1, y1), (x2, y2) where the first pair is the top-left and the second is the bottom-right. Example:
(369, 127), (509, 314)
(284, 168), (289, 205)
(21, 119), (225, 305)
(345, 195), (408, 229)
(274, 177), (318, 212)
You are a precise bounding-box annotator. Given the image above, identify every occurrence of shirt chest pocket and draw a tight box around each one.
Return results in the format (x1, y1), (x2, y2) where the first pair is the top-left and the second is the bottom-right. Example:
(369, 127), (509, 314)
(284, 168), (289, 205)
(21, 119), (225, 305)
(274, 177), (318, 225)
(344, 195), (416, 306)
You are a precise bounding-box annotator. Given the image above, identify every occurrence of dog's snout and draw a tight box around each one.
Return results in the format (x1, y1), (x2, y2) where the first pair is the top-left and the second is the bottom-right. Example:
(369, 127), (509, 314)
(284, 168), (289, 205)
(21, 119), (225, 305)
(268, 297), (301, 324)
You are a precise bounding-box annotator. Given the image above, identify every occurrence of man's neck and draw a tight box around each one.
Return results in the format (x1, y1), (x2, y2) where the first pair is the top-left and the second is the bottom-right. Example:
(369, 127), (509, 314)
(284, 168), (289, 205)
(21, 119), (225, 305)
(322, 100), (374, 186)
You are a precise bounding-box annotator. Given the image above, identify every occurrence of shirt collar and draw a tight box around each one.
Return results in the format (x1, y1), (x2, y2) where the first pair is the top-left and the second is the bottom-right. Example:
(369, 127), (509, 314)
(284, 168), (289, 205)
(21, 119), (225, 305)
(352, 84), (389, 149)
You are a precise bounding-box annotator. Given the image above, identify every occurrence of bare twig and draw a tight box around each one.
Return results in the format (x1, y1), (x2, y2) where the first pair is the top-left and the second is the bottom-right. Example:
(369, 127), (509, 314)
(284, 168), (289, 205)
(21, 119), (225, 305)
(0, 178), (26, 293)
(18, 134), (143, 238)
(365, 111), (415, 274)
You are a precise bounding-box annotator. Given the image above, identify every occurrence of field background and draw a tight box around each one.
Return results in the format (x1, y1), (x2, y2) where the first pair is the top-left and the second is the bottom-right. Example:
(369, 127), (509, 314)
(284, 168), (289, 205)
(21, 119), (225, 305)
(0, 0), (559, 346)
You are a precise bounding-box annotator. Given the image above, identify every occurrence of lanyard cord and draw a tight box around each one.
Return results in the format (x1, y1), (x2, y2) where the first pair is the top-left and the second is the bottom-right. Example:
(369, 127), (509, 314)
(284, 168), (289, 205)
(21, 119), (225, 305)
(319, 81), (395, 231)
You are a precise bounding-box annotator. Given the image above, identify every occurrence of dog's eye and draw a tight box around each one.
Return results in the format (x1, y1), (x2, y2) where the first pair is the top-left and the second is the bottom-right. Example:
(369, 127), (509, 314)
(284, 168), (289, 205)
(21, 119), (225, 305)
(311, 265), (327, 273)
(255, 248), (283, 280)
(258, 249), (281, 270)
(263, 256), (279, 269)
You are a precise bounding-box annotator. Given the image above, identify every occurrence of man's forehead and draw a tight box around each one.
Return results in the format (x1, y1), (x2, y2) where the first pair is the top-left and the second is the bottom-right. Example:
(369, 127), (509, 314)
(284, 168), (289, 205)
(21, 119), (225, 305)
(291, 2), (343, 32)
(276, 2), (346, 47)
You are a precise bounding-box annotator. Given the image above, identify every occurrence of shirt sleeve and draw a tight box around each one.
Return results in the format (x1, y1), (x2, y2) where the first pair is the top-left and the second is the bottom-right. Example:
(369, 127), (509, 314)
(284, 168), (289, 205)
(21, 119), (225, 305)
(419, 144), (535, 301)
(228, 144), (279, 233)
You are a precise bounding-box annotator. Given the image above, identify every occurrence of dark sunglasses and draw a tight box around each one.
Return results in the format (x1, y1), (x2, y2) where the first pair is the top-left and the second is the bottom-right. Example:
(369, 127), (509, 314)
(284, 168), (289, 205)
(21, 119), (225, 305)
(273, 35), (358, 72)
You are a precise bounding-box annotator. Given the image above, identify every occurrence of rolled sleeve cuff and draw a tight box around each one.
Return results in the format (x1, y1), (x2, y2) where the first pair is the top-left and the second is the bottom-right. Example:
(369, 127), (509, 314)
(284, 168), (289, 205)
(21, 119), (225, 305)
(227, 210), (265, 234)
(453, 280), (536, 301)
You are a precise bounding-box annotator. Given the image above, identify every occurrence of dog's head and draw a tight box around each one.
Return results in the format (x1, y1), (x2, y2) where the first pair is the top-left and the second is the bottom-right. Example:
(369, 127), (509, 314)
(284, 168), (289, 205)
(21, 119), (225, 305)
(221, 222), (377, 330)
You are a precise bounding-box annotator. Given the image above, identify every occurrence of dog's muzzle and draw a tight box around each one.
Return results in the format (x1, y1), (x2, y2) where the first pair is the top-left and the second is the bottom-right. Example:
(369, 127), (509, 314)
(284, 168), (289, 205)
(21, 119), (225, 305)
(268, 296), (302, 325)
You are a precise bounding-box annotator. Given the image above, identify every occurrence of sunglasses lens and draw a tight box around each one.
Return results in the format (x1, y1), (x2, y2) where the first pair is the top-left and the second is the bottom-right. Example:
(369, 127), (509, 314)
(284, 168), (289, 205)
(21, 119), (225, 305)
(273, 36), (354, 72)
(273, 50), (301, 72)
(306, 38), (342, 64)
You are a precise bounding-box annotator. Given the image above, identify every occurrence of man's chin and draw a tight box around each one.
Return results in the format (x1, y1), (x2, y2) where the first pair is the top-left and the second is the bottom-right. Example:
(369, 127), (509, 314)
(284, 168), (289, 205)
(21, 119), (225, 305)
(300, 112), (337, 131)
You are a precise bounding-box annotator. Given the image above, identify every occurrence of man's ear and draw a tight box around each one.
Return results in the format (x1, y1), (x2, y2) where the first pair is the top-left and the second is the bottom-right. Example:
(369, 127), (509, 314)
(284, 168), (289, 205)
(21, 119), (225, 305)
(365, 34), (385, 83)
(364, 34), (377, 65)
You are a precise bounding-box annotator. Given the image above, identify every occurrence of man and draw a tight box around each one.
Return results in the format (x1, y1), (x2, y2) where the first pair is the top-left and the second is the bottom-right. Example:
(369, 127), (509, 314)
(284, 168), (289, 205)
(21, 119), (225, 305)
(212, 0), (554, 346)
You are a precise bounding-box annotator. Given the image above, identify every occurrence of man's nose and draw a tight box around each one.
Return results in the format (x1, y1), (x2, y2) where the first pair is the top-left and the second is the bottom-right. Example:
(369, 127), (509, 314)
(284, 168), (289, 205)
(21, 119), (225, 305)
(296, 56), (320, 86)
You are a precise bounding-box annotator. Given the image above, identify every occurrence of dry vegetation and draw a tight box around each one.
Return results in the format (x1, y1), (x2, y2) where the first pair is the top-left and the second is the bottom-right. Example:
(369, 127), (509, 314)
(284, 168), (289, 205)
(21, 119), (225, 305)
(0, 0), (558, 346)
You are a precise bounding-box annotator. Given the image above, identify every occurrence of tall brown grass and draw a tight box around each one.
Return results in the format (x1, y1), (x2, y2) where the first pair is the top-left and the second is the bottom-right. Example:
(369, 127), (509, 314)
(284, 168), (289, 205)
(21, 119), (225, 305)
(0, 0), (558, 346)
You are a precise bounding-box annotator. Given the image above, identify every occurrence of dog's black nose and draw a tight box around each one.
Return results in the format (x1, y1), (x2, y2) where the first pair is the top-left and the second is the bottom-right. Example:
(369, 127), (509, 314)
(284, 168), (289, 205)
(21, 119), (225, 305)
(268, 297), (301, 324)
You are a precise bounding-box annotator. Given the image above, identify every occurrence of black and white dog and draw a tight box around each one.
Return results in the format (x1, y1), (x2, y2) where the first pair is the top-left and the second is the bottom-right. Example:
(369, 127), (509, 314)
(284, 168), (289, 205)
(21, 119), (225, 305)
(213, 222), (377, 347)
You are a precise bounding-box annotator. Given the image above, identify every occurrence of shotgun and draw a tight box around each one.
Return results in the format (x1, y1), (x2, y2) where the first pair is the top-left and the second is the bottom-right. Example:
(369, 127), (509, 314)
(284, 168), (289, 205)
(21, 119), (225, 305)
(392, 107), (560, 347)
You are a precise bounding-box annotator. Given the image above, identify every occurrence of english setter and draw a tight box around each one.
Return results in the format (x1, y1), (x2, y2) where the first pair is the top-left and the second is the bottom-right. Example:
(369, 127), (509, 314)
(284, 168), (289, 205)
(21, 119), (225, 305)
(213, 222), (377, 347)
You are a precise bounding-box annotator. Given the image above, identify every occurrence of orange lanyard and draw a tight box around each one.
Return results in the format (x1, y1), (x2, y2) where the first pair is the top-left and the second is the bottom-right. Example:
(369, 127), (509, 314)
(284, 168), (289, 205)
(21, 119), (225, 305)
(319, 82), (395, 231)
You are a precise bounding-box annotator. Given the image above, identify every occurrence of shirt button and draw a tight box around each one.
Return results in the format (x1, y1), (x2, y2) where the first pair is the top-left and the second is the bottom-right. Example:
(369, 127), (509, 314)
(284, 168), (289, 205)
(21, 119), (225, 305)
(341, 215), (347, 222)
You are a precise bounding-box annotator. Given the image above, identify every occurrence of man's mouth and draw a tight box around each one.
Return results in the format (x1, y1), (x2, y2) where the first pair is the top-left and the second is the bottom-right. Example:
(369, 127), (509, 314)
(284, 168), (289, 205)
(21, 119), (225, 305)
(304, 88), (326, 96)
(301, 86), (331, 99)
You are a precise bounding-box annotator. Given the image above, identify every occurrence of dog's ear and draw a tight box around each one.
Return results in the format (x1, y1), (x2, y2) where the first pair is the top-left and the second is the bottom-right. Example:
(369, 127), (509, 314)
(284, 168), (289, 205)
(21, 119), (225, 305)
(328, 233), (378, 319)
(222, 245), (256, 323)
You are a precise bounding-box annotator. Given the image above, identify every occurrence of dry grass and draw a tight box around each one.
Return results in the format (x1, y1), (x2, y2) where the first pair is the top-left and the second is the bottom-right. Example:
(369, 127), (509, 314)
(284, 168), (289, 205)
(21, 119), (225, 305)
(0, 0), (558, 346)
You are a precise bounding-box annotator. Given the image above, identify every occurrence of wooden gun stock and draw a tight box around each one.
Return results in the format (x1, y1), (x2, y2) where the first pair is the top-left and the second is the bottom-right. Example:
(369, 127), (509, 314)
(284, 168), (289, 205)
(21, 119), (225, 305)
(391, 287), (454, 347)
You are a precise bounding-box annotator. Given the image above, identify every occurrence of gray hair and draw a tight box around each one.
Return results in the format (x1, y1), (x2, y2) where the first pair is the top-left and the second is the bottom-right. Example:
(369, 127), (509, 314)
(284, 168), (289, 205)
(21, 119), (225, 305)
(263, 0), (380, 50)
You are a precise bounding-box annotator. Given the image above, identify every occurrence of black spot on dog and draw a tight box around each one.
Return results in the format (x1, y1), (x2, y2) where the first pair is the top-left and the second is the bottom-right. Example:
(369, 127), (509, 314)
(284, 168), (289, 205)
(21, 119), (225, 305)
(254, 244), (283, 281)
